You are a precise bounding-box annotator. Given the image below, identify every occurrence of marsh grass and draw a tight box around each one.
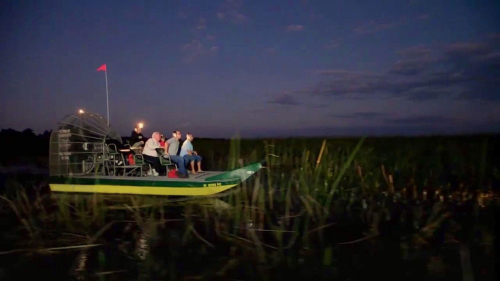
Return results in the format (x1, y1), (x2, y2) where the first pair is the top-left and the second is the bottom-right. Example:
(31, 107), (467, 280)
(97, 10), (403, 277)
(0, 135), (498, 280)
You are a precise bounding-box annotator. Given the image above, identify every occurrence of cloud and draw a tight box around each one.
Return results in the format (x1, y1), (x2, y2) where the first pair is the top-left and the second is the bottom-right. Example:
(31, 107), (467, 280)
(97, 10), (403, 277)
(353, 20), (403, 34)
(206, 34), (216, 40)
(390, 45), (436, 75)
(308, 104), (329, 109)
(488, 32), (500, 39)
(331, 112), (389, 119)
(388, 116), (456, 125)
(315, 69), (379, 77)
(286, 24), (305, 32)
(396, 45), (431, 58)
(264, 47), (276, 54)
(299, 35), (500, 102)
(354, 14), (430, 35)
(443, 38), (500, 100)
(217, 0), (248, 24)
(325, 38), (341, 49)
(416, 14), (430, 21)
(180, 39), (218, 63)
(195, 18), (207, 30)
(306, 70), (465, 100)
(389, 57), (436, 76)
(445, 42), (490, 58)
(404, 87), (455, 101)
(268, 93), (301, 106)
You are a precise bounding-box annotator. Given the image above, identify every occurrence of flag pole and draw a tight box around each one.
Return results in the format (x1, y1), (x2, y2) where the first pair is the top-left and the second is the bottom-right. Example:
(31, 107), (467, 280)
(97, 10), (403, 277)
(97, 64), (109, 126)
(105, 69), (109, 126)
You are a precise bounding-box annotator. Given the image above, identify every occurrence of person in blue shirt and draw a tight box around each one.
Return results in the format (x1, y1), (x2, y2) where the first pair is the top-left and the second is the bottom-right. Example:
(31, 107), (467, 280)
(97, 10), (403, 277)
(164, 130), (188, 178)
(180, 133), (203, 174)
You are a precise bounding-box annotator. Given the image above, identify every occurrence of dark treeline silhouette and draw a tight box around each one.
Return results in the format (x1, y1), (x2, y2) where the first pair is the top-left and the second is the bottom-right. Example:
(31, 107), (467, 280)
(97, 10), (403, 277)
(0, 128), (51, 167)
(1, 128), (499, 176)
(0, 128), (226, 169)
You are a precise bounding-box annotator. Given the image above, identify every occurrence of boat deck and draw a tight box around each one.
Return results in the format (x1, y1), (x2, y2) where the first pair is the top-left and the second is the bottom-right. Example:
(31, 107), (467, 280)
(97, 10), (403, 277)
(50, 163), (262, 196)
(73, 171), (226, 182)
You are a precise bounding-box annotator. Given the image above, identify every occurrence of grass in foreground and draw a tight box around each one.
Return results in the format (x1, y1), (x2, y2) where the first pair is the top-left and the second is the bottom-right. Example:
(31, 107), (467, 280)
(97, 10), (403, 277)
(0, 135), (498, 280)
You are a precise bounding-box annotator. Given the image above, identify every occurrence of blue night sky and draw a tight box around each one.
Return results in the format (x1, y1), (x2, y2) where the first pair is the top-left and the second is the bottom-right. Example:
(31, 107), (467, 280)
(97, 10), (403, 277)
(1, 0), (499, 138)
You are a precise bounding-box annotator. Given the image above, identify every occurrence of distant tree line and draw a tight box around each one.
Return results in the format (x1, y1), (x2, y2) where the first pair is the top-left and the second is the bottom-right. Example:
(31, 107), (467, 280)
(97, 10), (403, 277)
(0, 129), (143, 167)
(0, 128), (51, 167)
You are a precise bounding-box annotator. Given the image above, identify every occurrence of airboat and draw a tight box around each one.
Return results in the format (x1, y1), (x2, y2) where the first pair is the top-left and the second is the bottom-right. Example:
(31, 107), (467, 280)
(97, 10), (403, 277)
(48, 111), (262, 196)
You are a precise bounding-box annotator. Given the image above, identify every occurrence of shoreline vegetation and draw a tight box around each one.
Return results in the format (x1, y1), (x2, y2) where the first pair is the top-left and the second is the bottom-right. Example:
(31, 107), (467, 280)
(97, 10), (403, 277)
(0, 129), (498, 280)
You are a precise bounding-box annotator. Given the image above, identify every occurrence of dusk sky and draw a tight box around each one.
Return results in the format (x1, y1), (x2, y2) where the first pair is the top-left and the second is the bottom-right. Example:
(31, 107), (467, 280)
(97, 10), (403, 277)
(1, 0), (499, 138)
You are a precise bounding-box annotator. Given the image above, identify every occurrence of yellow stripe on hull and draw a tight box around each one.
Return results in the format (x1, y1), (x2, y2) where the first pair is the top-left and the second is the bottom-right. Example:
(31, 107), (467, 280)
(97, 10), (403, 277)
(50, 184), (237, 196)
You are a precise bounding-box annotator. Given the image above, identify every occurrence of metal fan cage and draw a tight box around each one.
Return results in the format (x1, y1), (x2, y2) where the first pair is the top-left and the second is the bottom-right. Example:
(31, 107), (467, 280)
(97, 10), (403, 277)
(49, 111), (122, 177)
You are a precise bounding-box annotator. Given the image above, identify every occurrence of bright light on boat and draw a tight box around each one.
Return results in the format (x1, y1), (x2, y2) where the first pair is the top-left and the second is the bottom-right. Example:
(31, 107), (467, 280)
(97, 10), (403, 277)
(78, 109), (85, 114)
(138, 122), (144, 129)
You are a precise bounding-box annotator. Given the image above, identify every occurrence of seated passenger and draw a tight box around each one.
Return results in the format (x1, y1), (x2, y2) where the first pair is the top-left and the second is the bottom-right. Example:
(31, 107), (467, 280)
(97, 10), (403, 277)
(142, 132), (163, 176)
(164, 130), (188, 178)
(159, 134), (166, 147)
(180, 133), (203, 174)
(130, 125), (145, 147)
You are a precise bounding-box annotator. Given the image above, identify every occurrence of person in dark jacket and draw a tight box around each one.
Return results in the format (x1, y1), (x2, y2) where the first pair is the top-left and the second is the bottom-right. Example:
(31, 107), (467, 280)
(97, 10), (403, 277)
(130, 124), (145, 147)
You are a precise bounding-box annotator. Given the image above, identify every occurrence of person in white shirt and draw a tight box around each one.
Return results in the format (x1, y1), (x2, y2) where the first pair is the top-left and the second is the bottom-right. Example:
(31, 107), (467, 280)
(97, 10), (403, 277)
(142, 132), (162, 176)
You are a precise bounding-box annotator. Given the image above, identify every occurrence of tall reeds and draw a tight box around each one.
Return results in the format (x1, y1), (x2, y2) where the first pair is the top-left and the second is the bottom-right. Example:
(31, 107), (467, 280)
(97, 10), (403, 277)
(0, 135), (497, 279)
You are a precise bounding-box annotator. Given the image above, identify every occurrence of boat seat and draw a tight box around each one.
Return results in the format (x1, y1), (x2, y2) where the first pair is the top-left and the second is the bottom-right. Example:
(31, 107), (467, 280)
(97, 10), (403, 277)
(155, 148), (177, 172)
(103, 143), (124, 175)
(133, 154), (153, 176)
(106, 143), (148, 176)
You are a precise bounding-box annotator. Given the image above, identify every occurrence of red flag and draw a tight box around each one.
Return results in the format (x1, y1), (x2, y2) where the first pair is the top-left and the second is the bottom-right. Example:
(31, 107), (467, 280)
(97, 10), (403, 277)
(97, 64), (107, 72)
